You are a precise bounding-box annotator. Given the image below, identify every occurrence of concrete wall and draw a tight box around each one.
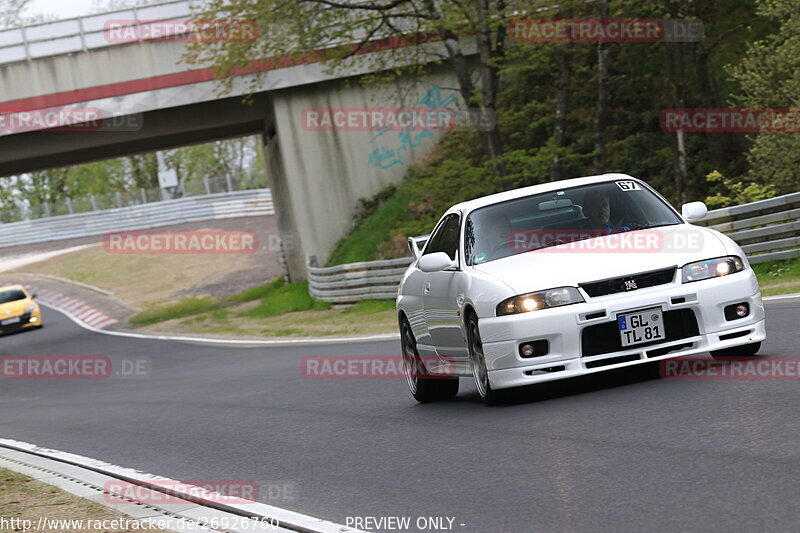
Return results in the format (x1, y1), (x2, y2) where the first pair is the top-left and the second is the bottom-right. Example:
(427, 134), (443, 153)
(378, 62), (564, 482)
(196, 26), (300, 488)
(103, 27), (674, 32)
(269, 67), (462, 276)
(0, 40), (187, 102)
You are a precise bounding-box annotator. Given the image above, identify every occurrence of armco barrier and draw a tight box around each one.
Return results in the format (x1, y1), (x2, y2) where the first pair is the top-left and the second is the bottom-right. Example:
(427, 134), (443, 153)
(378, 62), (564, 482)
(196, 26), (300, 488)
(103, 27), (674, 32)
(308, 257), (413, 303)
(310, 193), (800, 302)
(0, 189), (273, 248)
(0, 0), (192, 64)
(698, 191), (800, 264)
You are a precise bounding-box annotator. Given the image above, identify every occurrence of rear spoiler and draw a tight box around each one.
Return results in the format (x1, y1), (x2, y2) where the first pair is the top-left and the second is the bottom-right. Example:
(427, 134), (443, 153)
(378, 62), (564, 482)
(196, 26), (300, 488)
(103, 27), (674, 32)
(407, 234), (430, 259)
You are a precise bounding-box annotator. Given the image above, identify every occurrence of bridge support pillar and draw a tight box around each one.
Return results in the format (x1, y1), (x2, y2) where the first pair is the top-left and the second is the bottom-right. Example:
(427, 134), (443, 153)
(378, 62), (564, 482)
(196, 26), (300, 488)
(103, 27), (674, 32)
(262, 129), (308, 282)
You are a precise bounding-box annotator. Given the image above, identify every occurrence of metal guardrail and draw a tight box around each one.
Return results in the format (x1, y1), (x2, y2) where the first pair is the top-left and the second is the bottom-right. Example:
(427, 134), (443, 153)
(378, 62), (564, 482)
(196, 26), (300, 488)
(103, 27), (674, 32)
(308, 257), (413, 303)
(0, 0), (191, 64)
(3, 176), (258, 223)
(310, 193), (800, 302)
(0, 189), (273, 248)
(699, 191), (800, 264)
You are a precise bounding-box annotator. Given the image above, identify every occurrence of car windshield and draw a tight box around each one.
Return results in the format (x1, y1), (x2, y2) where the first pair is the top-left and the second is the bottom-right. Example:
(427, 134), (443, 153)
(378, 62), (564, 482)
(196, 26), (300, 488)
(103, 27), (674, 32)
(464, 180), (683, 265)
(0, 289), (27, 304)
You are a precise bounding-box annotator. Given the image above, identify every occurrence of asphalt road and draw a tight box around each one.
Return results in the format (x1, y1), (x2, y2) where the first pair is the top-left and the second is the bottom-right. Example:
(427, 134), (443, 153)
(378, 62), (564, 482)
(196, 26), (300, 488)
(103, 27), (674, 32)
(1, 303), (799, 533)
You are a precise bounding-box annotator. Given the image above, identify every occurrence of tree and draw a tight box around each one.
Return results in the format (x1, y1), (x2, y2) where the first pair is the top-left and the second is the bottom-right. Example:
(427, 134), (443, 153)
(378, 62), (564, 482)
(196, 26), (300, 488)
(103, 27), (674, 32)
(0, 0), (30, 28)
(729, 0), (800, 195)
(593, 0), (610, 174)
(184, 0), (515, 182)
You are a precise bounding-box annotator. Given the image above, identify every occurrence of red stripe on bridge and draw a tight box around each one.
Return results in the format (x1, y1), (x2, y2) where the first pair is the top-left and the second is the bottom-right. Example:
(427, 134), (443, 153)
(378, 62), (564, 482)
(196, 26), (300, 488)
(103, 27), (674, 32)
(0, 34), (438, 114)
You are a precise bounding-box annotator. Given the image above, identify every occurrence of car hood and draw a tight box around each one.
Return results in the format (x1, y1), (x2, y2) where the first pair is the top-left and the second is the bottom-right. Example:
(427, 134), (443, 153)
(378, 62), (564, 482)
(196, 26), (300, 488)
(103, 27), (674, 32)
(471, 224), (727, 294)
(0, 299), (33, 316)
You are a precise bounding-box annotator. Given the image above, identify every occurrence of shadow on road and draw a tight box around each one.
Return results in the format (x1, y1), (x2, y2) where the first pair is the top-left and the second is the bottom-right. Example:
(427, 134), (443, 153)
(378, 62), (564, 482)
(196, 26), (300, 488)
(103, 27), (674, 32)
(456, 361), (665, 407)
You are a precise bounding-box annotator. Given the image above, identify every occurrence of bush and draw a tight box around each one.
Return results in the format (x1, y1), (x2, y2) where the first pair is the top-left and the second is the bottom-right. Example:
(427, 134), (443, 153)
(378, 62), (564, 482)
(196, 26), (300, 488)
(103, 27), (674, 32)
(704, 170), (776, 209)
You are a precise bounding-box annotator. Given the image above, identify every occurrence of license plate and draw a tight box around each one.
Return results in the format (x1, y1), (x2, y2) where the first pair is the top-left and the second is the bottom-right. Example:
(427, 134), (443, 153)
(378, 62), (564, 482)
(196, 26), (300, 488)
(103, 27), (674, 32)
(618, 308), (665, 347)
(1, 317), (20, 326)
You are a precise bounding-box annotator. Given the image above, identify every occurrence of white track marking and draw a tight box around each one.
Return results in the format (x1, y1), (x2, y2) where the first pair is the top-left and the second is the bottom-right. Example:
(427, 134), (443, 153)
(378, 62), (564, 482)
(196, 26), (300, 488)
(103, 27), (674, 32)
(0, 439), (361, 533)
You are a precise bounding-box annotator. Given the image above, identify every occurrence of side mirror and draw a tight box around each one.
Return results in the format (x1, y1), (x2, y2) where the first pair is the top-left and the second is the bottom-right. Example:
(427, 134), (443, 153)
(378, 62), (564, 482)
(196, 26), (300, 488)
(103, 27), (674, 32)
(407, 235), (429, 259)
(30, 293), (37, 299)
(681, 201), (707, 223)
(418, 252), (455, 272)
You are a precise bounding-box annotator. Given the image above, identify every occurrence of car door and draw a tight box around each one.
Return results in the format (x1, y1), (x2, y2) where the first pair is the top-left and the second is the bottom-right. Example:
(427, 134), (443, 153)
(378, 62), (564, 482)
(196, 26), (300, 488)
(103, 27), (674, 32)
(422, 213), (469, 359)
(406, 216), (449, 356)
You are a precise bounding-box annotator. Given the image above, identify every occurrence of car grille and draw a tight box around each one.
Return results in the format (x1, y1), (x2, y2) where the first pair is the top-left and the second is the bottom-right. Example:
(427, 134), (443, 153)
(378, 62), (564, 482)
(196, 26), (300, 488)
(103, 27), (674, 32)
(0, 313), (31, 331)
(581, 309), (699, 358)
(579, 267), (677, 298)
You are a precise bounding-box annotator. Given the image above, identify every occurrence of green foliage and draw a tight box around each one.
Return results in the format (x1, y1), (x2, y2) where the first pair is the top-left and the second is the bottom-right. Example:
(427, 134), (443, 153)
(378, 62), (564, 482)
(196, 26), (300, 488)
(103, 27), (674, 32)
(751, 256), (800, 296)
(353, 184), (398, 225)
(224, 277), (285, 303)
(340, 300), (397, 314)
(704, 170), (776, 209)
(321, 0), (780, 264)
(740, 133), (800, 194)
(183, 0), (505, 97)
(129, 297), (221, 326)
(129, 278), (330, 326)
(728, 0), (800, 194)
(237, 280), (331, 318)
(327, 187), (414, 266)
(752, 258), (799, 281)
(0, 136), (264, 217)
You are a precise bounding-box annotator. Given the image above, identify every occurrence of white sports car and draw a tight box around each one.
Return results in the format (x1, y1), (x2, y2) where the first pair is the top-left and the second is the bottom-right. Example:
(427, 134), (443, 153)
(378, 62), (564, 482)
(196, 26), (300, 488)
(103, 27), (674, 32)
(396, 173), (766, 404)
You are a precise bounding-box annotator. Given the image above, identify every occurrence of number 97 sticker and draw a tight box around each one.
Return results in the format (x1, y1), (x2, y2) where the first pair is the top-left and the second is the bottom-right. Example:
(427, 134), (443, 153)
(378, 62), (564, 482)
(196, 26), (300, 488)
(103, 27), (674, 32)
(616, 181), (641, 191)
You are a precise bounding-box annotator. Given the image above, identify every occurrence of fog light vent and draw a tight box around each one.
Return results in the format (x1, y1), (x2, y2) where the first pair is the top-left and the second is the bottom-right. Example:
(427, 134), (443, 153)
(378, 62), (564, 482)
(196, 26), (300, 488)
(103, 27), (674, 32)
(724, 303), (749, 321)
(519, 340), (549, 358)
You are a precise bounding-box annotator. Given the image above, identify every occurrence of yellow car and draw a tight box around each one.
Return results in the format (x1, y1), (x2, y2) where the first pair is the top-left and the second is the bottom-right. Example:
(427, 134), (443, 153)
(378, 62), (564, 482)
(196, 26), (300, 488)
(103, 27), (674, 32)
(0, 284), (42, 334)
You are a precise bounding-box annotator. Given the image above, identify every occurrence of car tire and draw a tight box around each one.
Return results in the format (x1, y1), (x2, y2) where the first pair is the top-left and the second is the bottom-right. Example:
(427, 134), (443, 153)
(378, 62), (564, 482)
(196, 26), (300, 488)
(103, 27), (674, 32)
(400, 318), (458, 403)
(710, 341), (762, 360)
(467, 315), (504, 406)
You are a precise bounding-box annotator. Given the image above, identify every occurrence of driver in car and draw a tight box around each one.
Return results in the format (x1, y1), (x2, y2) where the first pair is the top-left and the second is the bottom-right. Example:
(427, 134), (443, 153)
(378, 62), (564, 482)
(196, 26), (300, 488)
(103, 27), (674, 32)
(579, 191), (630, 235)
(472, 214), (513, 263)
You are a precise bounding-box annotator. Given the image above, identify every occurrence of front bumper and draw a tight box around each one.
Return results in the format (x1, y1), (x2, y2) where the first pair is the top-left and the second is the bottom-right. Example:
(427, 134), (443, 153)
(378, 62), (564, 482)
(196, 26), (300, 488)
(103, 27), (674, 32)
(0, 311), (42, 334)
(478, 269), (766, 390)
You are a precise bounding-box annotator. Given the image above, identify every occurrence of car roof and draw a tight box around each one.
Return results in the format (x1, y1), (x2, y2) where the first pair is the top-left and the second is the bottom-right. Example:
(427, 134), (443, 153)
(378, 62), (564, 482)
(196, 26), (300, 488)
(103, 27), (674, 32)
(445, 173), (641, 216)
(0, 284), (26, 292)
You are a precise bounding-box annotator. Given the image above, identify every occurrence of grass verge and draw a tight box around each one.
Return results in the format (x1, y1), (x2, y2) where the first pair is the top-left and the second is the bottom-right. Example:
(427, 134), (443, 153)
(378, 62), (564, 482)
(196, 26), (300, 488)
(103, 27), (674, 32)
(130, 278), (398, 337)
(129, 278), (332, 326)
(752, 256), (800, 296)
(0, 467), (169, 533)
(138, 298), (398, 338)
(9, 242), (268, 308)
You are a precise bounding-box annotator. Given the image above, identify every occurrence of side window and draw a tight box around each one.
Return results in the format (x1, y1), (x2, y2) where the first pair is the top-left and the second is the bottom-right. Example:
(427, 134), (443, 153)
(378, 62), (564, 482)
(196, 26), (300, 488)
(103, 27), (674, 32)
(423, 214), (461, 261)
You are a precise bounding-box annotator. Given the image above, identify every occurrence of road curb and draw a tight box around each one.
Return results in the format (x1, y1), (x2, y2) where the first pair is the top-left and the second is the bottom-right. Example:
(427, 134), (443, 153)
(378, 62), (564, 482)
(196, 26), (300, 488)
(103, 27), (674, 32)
(28, 286), (120, 330)
(763, 292), (800, 302)
(39, 300), (400, 347)
(28, 273), (115, 296)
(0, 438), (365, 533)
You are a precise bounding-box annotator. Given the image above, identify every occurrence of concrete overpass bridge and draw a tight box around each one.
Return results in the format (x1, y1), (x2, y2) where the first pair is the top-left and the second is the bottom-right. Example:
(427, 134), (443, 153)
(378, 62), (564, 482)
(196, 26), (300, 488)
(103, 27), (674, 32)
(0, 0), (469, 279)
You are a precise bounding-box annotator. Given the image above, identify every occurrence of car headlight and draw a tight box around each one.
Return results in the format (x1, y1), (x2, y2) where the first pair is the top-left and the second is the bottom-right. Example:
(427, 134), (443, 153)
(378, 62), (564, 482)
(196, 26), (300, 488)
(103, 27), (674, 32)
(23, 304), (36, 313)
(496, 287), (585, 316)
(681, 256), (744, 283)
